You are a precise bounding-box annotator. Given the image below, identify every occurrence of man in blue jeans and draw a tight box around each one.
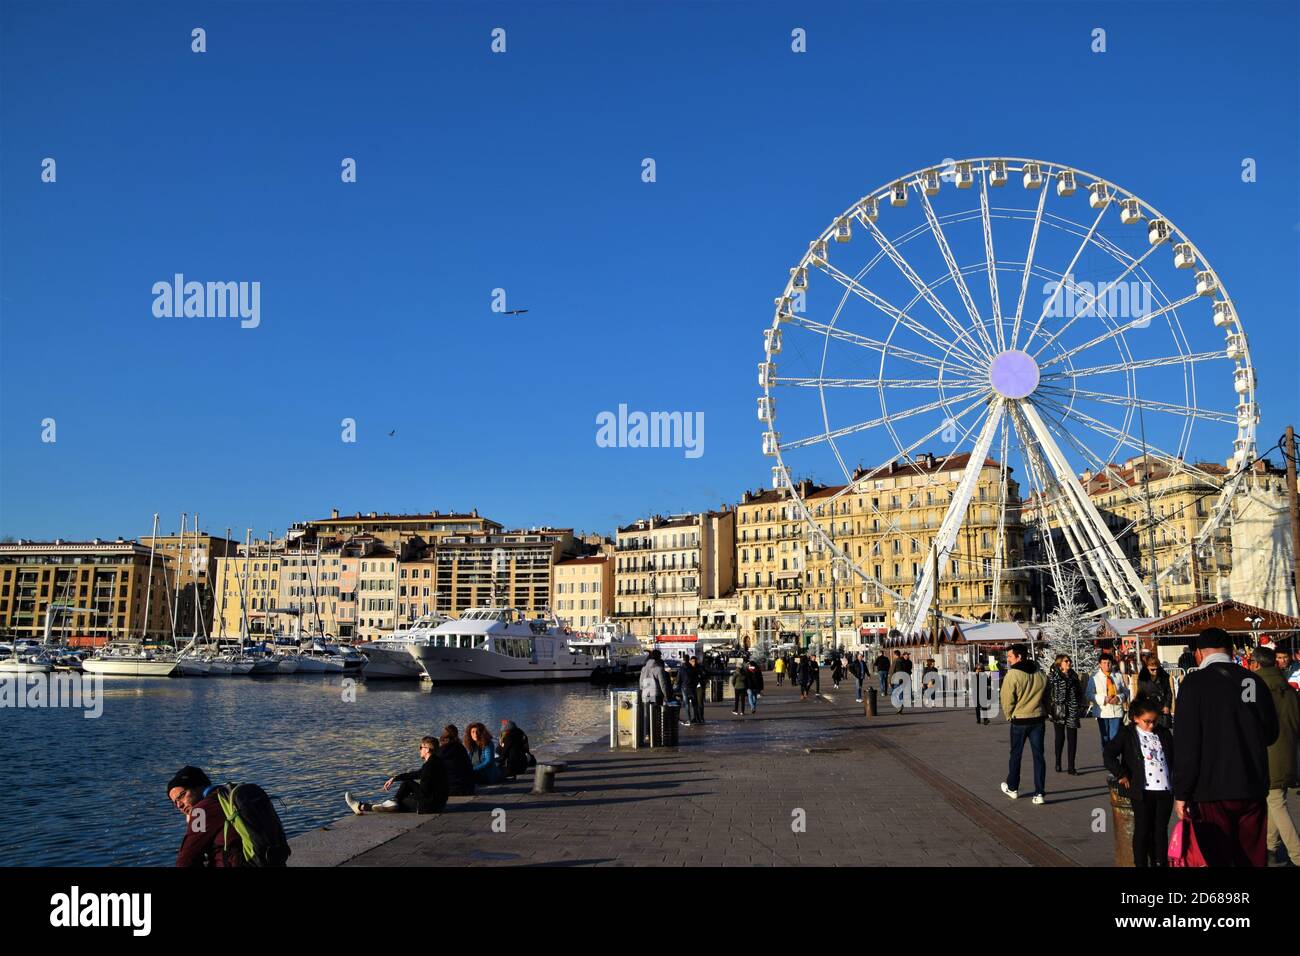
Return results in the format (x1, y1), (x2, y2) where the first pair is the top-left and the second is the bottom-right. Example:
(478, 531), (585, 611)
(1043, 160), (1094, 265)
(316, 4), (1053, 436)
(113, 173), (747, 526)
(999, 643), (1049, 805)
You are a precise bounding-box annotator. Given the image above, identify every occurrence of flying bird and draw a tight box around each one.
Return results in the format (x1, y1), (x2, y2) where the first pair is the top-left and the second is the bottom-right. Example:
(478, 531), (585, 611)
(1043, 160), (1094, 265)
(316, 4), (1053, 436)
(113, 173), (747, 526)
(388, 430), (396, 437)
(502, 308), (529, 316)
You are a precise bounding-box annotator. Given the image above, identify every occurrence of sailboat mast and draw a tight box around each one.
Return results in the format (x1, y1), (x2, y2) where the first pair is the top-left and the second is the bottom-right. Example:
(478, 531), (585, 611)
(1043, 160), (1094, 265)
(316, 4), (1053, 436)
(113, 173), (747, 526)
(218, 527), (231, 643)
(142, 513), (159, 643)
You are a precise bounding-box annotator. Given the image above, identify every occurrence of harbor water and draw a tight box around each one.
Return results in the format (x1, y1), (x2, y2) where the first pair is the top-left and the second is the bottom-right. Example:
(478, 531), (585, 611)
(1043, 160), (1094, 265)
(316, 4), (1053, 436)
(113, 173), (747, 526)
(0, 675), (612, 866)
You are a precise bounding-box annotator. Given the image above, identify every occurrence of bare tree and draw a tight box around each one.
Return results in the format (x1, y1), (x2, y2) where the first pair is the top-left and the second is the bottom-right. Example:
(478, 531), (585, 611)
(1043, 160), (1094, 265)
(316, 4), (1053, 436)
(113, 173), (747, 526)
(1039, 566), (1099, 673)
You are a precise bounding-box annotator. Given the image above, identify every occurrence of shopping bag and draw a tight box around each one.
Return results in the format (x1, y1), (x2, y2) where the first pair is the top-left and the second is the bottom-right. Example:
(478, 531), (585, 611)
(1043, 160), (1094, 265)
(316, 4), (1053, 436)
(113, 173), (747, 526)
(1167, 816), (1207, 867)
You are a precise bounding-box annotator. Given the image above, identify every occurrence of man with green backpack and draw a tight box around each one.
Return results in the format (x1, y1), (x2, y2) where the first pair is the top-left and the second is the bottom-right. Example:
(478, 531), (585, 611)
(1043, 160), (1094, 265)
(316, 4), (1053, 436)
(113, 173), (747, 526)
(168, 765), (291, 867)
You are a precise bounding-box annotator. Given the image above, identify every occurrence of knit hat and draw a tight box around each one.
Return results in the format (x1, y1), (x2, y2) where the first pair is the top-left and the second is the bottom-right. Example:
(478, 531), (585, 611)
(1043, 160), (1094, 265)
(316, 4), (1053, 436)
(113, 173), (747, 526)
(167, 765), (210, 794)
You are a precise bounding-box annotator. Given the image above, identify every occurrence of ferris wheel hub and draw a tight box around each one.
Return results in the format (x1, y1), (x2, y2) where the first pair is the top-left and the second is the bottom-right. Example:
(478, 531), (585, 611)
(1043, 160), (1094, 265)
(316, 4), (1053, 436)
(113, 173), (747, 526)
(989, 349), (1040, 400)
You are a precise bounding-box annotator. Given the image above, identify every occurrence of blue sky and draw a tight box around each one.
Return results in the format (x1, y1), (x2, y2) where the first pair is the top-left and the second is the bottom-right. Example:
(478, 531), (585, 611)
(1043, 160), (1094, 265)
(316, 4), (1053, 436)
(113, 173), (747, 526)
(2, 0), (1297, 542)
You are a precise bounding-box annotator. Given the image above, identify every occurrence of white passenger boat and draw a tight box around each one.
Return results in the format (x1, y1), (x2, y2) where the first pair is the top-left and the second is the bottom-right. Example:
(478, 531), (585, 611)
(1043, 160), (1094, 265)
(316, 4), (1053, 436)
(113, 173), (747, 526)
(82, 642), (178, 677)
(408, 607), (597, 684)
(358, 614), (451, 680)
(567, 619), (647, 678)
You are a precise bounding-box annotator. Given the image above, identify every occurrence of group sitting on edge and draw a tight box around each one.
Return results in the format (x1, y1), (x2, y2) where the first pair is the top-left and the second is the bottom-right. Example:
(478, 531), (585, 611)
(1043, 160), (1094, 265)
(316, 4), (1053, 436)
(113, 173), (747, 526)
(345, 718), (535, 815)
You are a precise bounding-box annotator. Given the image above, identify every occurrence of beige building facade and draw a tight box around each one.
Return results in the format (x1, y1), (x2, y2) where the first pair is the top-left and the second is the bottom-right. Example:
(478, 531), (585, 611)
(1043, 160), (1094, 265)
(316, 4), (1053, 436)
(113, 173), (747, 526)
(614, 510), (737, 643)
(552, 555), (613, 632)
(0, 540), (171, 643)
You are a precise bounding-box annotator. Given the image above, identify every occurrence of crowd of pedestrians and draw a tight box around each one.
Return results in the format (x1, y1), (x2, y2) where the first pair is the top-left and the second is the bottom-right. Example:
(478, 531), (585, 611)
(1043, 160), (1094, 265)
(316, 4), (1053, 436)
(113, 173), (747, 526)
(991, 627), (1297, 868)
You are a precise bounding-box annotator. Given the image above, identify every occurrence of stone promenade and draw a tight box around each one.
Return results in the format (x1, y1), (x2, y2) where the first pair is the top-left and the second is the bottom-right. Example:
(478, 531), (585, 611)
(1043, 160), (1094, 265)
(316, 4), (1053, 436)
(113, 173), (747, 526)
(289, 676), (1299, 867)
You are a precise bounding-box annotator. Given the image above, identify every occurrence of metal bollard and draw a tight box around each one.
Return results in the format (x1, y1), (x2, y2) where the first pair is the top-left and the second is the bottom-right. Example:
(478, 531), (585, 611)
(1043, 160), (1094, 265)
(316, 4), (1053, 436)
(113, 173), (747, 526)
(1108, 782), (1136, 867)
(866, 686), (878, 717)
(532, 764), (556, 794)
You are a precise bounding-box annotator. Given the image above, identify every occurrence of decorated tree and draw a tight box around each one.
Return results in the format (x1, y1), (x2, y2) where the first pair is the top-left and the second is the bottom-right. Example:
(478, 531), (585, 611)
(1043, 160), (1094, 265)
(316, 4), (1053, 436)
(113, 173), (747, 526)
(1038, 566), (1100, 674)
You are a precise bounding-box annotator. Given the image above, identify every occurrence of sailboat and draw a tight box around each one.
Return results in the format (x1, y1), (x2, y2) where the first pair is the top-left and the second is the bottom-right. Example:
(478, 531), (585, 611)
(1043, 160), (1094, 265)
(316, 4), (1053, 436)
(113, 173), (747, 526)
(83, 514), (179, 677)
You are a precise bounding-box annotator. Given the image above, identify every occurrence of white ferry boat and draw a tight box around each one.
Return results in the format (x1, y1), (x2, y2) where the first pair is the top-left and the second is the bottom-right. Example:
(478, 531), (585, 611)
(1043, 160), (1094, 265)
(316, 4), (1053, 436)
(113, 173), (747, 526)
(408, 607), (597, 684)
(359, 613), (450, 680)
(567, 619), (647, 679)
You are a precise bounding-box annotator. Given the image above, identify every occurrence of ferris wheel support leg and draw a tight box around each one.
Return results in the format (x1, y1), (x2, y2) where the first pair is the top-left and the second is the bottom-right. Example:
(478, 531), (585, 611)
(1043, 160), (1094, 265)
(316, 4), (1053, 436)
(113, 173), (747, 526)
(1019, 403), (1155, 617)
(898, 398), (1004, 635)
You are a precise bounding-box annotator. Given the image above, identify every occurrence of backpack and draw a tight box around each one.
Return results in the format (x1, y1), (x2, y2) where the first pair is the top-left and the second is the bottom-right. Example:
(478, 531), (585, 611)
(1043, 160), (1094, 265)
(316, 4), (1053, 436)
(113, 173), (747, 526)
(215, 783), (291, 867)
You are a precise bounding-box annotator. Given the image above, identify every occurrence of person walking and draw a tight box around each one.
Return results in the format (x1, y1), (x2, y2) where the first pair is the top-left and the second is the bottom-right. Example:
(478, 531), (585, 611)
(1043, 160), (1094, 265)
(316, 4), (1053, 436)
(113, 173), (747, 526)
(1137, 653), (1174, 727)
(830, 655), (844, 690)
(874, 650), (891, 697)
(1104, 698), (1176, 866)
(677, 655), (699, 726)
(1047, 654), (1085, 775)
(731, 662), (749, 715)
(745, 659), (764, 713)
(850, 653), (867, 703)
(1172, 628), (1279, 867)
(689, 654), (707, 724)
(774, 655), (786, 686)
(999, 643), (1048, 805)
(1086, 655), (1129, 759)
(1250, 645), (1300, 866)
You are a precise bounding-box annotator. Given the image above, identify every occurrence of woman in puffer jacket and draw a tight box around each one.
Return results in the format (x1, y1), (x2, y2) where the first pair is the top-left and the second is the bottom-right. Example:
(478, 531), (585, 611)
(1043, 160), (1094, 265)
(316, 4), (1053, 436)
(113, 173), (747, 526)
(1047, 654), (1085, 775)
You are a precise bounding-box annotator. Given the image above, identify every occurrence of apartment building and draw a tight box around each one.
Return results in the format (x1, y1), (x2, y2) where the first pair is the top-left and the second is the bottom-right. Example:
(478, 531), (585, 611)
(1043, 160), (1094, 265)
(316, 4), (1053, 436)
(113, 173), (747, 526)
(614, 510), (736, 642)
(0, 540), (171, 643)
(552, 555), (613, 632)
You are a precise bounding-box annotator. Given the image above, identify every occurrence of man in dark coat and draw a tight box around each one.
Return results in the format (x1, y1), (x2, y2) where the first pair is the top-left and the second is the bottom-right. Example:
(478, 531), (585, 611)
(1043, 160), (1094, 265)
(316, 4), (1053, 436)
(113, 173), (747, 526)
(677, 656), (700, 725)
(499, 719), (532, 777)
(1172, 628), (1279, 866)
(347, 736), (449, 814)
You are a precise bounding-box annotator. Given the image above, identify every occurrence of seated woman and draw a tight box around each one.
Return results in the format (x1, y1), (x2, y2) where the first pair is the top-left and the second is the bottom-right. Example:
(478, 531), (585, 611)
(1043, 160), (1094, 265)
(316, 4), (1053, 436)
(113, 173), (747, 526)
(498, 719), (532, 778)
(345, 736), (448, 815)
(465, 722), (504, 785)
(438, 724), (476, 796)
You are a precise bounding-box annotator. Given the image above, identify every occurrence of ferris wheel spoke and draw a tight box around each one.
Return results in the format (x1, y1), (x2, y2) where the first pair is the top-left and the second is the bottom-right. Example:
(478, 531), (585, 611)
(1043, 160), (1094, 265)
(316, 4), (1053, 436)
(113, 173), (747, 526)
(1041, 349), (1227, 381)
(1037, 292), (1203, 371)
(814, 261), (987, 372)
(1015, 402), (1155, 615)
(784, 315), (969, 376)
(774, 376), (961, 389)
(780, 389), (988, 451)
(814, 390), (997, 509)
(1008, 405), (1111, 609)
(1027, 241), (1165, 359)
(1037, 385), (1236, 426)
(858, 213), (993, 360)
(897, 398), (1006, 634)
(989, 418), (1013, 620)
(915, 184), (997, 355)
(1016, 202), (1110, 353)
(978, 172), (1005, 352)
(1008, 184), (1050, 350)
(1033, 402), (1150, 542)
(1030, 394), (1219, 486)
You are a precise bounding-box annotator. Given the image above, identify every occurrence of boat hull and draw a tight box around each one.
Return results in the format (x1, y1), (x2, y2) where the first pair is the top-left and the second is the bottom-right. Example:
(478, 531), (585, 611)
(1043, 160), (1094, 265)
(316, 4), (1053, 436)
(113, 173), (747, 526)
(409, 645), (596, 684)
(176, 658), (211, 676)
(0, 661), (53, 675)
(356, 643), (423, 680)
(83, 658), (177, 677)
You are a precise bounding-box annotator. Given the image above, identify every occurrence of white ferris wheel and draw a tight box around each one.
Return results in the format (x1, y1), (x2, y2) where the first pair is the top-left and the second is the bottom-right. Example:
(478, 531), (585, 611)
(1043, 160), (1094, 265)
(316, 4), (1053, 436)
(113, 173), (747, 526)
(759, 157), (1257, 634)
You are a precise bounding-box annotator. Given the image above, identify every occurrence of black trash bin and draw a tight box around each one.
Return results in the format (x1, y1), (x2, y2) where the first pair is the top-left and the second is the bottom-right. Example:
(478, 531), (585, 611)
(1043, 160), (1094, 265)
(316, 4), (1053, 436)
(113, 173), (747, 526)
(645, 701), (664, 747)
(660, 702), (681, 747)
(710, 676), (724, 702)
